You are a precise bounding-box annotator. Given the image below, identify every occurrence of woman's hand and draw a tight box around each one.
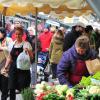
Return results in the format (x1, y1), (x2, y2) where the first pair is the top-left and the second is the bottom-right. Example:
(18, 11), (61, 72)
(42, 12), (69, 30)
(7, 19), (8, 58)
(24, 48), (33, 60)
(4, 66), (9, 72)
(24, 48), (29, 54)
(0, 47), (3, 50)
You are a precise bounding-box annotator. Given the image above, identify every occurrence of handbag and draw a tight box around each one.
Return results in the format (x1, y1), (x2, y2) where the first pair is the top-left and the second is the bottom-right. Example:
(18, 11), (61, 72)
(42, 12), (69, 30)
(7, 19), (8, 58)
(17, 50), (31, 70)
(0, 50), (6, 70)
(85, 58), (100, 74)
(0, 50), (8, 77)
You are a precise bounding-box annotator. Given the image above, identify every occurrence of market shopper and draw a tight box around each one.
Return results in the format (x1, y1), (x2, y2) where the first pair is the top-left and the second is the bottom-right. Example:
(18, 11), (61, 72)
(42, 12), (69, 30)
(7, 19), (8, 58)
(85, 25), (97, 50)
(27, 26), (41, 54)
(4, 27), (33, 100)
(50, 26), (56, 35)
(57, 36), (98, 86)
(49, 29), (64, 79)
(59, 27), (66, 36)
(38, 26), (53, 81)
(0, 27), (13, 100)
(95, 28), (100, 54)
(38, 26), (53, 52)
(27, 26), (41, 86)
(63, 22), (85, 52)
(5, 22), (12, 37)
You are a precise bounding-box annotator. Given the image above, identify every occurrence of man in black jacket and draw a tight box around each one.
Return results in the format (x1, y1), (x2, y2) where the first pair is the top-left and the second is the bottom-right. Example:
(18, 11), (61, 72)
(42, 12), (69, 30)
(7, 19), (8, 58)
(63, 22), (85, 52)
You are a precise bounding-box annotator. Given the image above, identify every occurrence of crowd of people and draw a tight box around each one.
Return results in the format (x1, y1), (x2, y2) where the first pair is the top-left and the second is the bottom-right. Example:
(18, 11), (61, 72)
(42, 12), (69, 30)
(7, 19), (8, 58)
(0, 18), (100, 100)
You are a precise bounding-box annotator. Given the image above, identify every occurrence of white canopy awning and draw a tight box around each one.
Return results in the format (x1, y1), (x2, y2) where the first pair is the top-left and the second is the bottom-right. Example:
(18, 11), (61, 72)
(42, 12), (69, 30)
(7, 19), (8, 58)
(0, 0), (93, 17)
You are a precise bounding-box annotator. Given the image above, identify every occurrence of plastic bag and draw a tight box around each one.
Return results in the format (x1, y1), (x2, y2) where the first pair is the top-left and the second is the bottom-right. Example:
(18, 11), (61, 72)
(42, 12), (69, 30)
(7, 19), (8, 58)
(17, 51), (31, 70)
(91, 78), (100, 86)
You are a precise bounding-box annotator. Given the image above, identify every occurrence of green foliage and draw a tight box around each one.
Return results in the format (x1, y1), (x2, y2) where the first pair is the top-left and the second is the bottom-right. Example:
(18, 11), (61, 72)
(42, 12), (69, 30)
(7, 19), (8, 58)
(79, 76), (91, 86)
(43, 93), (65, 100)
(21, 87), (34, 100)
(79, 72), (100, 86)
(86, 94), (100, 100)
(74, 88), (89, 100)
(92, 72), (100, 80)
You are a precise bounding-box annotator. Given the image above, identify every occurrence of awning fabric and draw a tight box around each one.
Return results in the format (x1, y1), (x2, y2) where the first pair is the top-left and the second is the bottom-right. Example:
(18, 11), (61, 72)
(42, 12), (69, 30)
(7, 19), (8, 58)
(0, 0), (93, 17)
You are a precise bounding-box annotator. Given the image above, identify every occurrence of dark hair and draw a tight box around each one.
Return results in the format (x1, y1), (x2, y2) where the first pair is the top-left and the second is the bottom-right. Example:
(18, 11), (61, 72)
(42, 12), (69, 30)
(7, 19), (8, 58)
(15, 26), (23, 34)
(0, 27), (6, 38)
(57, 29), (63, 35)
(75, 36), (90, 49)
(85, 25), (93, 33)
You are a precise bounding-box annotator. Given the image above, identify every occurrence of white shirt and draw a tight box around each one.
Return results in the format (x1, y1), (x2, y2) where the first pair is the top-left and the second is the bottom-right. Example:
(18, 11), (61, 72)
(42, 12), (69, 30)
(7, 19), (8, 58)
(9, 40), (32, 52)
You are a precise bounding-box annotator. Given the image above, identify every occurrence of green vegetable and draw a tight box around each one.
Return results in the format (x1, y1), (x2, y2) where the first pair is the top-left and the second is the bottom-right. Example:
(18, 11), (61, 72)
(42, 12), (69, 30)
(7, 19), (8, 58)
(79, 76), (91, 86)
(21, 88), (34, 100)
(43, 93), (65, 100)
(58, 95), (65, 100)
(86, 94), (100, 100)
(79, 72), (100, 86)
(92, 72), (100, 80)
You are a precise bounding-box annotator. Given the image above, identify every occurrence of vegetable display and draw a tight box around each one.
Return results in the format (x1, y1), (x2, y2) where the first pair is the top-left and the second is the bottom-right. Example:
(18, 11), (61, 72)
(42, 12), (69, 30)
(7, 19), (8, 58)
(79, 72), (100, 86)
(33, 72), (100, 100)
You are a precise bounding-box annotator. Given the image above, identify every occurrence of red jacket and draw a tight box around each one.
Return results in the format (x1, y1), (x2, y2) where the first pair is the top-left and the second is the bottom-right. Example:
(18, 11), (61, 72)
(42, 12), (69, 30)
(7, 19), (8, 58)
(39, 31), (53, 52)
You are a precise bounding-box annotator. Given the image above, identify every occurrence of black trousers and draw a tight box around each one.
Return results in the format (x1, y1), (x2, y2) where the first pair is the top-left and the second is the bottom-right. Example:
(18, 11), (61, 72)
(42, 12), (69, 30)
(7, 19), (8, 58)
(50, 63), (57, 79)
(9, 89), (16, 100)
(0, 75), (8, 100)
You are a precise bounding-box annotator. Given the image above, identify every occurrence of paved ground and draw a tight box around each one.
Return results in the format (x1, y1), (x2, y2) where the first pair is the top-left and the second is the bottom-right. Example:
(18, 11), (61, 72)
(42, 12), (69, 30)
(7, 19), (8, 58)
(0, 78), (59, 100)
(0, 92), (23, 100)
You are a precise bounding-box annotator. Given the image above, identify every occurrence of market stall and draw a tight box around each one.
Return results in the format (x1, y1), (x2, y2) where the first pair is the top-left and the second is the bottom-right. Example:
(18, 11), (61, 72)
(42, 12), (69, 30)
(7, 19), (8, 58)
(0, 0), (95, 85)
(0, 1), (100, 100)
(21, 72), (100, 100)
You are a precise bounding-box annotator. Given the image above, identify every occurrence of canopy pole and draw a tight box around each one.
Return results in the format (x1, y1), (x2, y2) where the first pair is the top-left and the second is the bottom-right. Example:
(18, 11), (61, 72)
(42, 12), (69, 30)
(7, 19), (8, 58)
(2, 15), (5, 28)
(2, 7), (7, 28)
(34, 7), (38, 85)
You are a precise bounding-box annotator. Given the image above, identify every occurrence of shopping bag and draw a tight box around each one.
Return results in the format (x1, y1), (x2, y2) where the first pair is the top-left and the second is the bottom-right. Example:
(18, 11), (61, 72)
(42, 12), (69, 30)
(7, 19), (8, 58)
(99, 47), (100, 57)
(0, 67), (8, 77)
(44, 62), (51, 75)
(0, 52), (8, 77)
(17, 51), (31, 70)
(0, 51), (6, 69)
(0, 59), (6, 70)
(85, 59), (100, 74)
